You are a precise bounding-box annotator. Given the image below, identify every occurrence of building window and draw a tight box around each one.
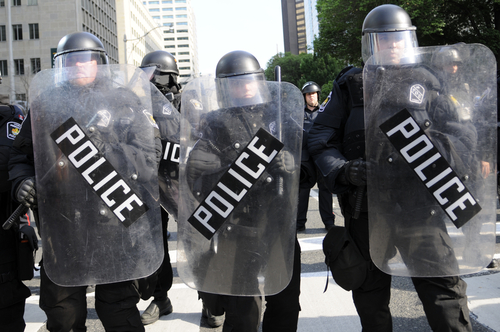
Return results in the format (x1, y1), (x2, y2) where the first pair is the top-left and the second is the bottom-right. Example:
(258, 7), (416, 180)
(180, 74), (190, 77)
(149, 8), (160, 12)
(179, 59), (190, 62)
(27, 0), (37, 5)
(0, 0), (4, 7)
(162, 0), (172, 3)
(162, 7), (172, 11)
(31, 58), (41, 74)
(170, 52), (175, 55)
(179, 51), (189, 55)
(177, 36), (188, 40)
(14, 59), (24, 75)
(29, 23), (39, 39)
(0, 26), (6, 41)
(176, 7), (186, 10)
(175, 0), (186, 2)
(163, 15), (173, 19)
(177, 29), (188, 33)
(163, 28), (174, 33)
(16, 93), (26, 101)
(12, 0), (21, 6)
(152, 16), (160, 19)
(176, 14), (187, 18)
(164, 37), (174, 41)
(179, 66), (190, 70)
(13, 24), (22, 41)
(0, 60), (7, 76)
(176, 22), (188, 26)
(178, 44), (189, 48)
(164, 45), (175, 48)
(148, 1), (159, 3)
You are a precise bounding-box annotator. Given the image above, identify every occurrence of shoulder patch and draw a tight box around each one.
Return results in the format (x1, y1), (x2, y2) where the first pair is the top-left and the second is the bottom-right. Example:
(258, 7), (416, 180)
(409, 84), (425, 104)
(7, 121), (22, 140)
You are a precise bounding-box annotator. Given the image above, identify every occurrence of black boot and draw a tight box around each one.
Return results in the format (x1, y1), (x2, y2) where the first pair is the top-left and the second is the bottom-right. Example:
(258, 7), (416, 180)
(141, 297), (173, 325)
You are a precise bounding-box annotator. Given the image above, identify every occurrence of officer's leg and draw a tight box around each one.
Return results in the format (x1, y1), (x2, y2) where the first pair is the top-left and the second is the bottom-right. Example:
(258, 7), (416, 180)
(412, 276), (471, 332)
(221, 295), (262, 332)
(317, 180), (335, 228)
(39, 265), (87, 332)
(153, 209), (173, 299)
(262, 238), (301, 332)
(0, 299), (26, 332)
(349, 213), (393, 332)
(296, 187), (310, 230)
(95, 281), (144, 332)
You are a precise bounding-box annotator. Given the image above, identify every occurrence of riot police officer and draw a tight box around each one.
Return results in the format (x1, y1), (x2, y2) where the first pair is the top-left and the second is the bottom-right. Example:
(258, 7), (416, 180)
(184, 50), (301, 331)
(141, 50), (182, 111)
(297, 81), (335, 232)
(0, 75), (32, 331)
(9, 31), (160, 332)
(308, 5), (472, 332)
(138, 50), (179, 325)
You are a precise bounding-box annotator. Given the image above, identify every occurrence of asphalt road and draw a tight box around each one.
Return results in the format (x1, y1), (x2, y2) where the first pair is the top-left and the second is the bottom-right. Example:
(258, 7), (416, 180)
(25, 189), (500, 331)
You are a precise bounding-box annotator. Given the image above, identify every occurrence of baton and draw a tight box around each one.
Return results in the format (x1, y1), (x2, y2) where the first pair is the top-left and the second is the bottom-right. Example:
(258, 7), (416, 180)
(352, 185), (365, 220)
(3, 204), (29, 230)
(274, 65), (284, 195)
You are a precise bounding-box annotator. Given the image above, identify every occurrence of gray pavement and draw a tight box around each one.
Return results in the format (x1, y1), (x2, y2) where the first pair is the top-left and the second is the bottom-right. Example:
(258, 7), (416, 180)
(23, 190), (500, 331)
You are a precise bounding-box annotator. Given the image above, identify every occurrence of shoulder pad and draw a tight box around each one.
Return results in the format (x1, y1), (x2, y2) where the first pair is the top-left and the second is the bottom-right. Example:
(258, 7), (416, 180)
(335, 66), (363, 85)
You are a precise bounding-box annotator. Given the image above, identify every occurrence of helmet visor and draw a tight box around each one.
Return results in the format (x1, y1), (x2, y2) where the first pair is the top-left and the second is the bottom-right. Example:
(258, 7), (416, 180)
(216, 73), (271, 108)
(54, 50), (108, 69)
(362, 30), (418, 65)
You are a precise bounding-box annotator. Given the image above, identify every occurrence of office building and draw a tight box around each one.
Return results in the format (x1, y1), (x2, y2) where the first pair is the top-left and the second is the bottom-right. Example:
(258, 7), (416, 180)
(281, 0), (319, 55)
(142, 0), (198, 82)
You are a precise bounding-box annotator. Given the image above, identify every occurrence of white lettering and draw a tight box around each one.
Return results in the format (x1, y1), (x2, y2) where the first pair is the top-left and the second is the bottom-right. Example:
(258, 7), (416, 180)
(55, 124), (85, 145)
(228, 169), (252, 188)
(102, 180), (131, 206)
(386, 117), (420, 138)
(217, 182), (247, 202)
(68, 140), (98, 168)
(247, 136), (278, 163)
(400, 135), (433, 163)
(426, 167), (452, 188)
(414, 153), (441, 181)
(193, 206), (215, 233)
(114, 194), (143, 222)
(445, 193), (477, 221)
(93, 171), (117, 191)
(82, 157), (106, 185)
(235, 152), (265, 179)
(206, 191), (234, 218)
(433, 177), (465, 205)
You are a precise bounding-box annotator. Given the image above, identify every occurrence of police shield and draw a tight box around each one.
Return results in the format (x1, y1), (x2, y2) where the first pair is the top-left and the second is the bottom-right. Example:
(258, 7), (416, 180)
(29, 64), (163, 286)
(150, 83), (180, 220)
(364, 44), (497, 277)
(177, 77), (303, 295)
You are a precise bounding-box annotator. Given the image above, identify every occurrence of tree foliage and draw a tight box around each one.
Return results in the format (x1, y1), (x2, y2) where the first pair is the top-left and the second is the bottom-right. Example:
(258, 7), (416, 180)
(264, 52), (344, 100)
(314, 0), (500, 66)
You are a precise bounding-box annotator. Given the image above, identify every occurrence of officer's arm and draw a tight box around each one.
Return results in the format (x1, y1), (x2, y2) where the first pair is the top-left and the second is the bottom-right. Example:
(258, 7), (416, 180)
(307, 84), (350, 194)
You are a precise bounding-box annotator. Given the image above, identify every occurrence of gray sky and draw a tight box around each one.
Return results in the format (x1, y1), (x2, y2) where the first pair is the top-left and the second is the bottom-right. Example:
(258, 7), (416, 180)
(191, 0), (285, 76)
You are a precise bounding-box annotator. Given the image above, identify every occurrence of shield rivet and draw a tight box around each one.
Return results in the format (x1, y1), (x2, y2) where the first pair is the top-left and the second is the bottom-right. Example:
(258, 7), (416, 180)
(266, 177), (273, 183)
(89, 126), (95, 132)
(100, 209), (106, 215)
(196, 191), (201, 196)
(58, 161), (65, 167)
(234, 143), (240, 149)
(387, 157), (393, 163)
(464, 175), (469, 181)
(424, 120), (431, 127)
(227, 225), (232, 231)
(430, 210), (436, 216)
(131, 174), (138, 180)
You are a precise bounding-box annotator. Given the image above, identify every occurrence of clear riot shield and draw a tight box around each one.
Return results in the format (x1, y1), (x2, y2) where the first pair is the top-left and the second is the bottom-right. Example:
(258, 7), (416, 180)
(29, 64), (163, 286)
(150, 83), (180, 220)
(178, 77), (303, 296)
(364, 44), (496, 277)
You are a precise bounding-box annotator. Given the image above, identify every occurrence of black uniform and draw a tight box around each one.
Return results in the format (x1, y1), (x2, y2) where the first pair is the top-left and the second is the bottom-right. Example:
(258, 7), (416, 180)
(0, 104), (31, 332)
(9, 78), (160, 332)
(308, 65), (472, 332)
(297, 104), (334, 230)
(186, 104), (301, 331)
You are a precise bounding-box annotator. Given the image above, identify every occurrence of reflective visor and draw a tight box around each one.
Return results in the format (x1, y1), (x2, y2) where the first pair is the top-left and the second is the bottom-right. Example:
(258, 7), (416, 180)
(54, 50), (108, 69)
(216, 73), (270, 108)
(362, 30), (418, 64)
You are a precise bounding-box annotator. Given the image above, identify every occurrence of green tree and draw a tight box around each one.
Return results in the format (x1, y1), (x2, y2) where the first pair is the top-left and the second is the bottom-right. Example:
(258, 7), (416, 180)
(315, 0), (500, 66)
(264, 52), (344, 100)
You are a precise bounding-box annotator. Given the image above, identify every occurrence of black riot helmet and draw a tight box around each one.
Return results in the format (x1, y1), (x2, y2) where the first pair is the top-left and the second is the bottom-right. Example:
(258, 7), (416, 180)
(301, 81), (321, 95)
(140, 50), (181, 94)
(432, 45), (463, 68)
(361, 4), (418, 65)
(215, 50), (270, 108)
(53, 32), (108, 69)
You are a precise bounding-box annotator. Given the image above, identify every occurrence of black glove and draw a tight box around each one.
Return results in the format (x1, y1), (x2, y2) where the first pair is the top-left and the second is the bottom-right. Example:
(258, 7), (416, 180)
(271, 151), (295, 174)
(15, 177), (37, 209)
(342, 159), (367, 187)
